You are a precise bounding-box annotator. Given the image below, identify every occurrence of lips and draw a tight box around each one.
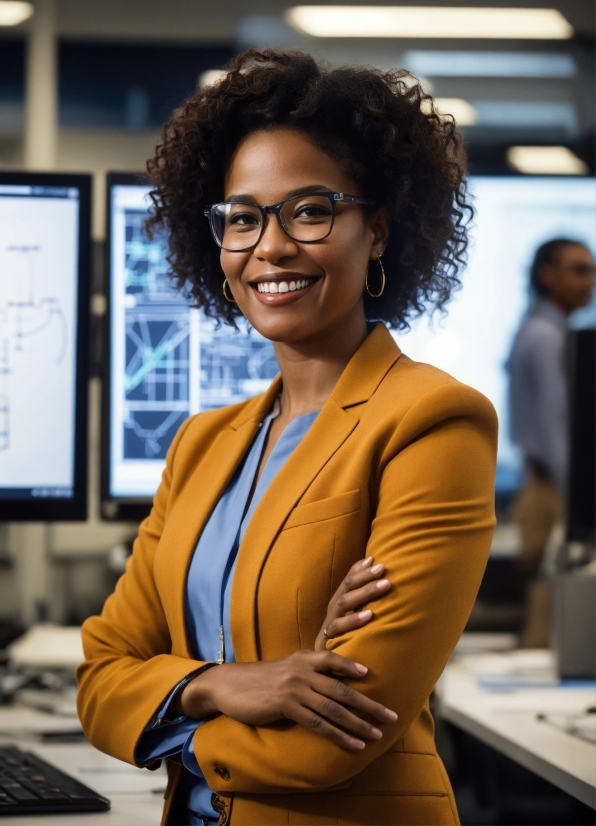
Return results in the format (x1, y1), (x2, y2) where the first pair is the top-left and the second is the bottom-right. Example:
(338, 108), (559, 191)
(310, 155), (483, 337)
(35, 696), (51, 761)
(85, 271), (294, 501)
(248, 274), (320, 306)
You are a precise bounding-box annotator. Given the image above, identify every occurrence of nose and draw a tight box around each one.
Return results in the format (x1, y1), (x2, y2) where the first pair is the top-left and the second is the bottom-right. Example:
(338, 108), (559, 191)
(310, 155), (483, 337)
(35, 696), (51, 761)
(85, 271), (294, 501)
(253, 213), (298, 263)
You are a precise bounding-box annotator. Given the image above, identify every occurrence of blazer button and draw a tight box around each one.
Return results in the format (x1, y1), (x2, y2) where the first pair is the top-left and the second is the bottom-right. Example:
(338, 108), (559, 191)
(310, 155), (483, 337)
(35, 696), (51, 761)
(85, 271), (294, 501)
(214, 765), (231, 781)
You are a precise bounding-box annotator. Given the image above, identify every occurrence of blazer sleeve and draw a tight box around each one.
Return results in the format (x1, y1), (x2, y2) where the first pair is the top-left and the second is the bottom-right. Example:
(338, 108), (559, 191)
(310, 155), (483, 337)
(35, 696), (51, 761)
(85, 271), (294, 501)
(192, 383), (498, 794)
(76, 417), (210, 767)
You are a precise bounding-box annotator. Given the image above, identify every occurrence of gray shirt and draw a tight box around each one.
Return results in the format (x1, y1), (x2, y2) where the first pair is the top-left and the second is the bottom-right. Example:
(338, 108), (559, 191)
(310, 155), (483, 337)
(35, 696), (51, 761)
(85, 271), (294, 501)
(507, 298), (568, 488)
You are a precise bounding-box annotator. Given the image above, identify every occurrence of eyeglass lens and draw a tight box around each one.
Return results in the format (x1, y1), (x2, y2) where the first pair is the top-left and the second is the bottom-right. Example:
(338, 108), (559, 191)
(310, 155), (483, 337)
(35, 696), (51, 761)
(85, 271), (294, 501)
(212, 194), (334, 250)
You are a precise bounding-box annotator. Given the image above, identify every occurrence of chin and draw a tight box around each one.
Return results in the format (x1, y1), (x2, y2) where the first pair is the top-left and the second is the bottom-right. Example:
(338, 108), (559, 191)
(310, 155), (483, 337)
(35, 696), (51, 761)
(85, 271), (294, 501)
(243, 311), (320, 345)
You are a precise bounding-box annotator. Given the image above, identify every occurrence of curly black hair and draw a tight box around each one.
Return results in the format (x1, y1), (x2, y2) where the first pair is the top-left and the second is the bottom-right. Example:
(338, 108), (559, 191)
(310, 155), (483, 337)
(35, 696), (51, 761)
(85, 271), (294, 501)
(146, 49), (472, 330)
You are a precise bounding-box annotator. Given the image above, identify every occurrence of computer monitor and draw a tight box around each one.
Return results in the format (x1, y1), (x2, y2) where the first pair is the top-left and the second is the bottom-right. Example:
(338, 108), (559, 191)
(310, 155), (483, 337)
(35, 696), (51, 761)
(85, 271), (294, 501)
(103, 172), (596, 520)
(102, 173), (278, 520)
(566, 328), (595, 542)
(0, 172), (91, 521)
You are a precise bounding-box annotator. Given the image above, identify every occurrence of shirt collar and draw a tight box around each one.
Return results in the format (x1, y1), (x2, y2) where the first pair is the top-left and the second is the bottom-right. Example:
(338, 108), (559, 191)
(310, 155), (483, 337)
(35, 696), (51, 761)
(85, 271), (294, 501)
(532, 297), (568, 333)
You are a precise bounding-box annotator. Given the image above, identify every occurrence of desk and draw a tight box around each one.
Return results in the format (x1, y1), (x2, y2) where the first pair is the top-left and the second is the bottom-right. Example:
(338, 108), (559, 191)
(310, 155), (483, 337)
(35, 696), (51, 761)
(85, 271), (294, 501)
(435, 652), (596, 809)
(0, 707), (164, 825)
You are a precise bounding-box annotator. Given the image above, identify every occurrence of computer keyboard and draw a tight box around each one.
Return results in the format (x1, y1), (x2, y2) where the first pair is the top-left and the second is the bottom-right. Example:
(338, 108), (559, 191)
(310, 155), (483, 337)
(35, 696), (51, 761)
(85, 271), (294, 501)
(0, 745), (110, 815)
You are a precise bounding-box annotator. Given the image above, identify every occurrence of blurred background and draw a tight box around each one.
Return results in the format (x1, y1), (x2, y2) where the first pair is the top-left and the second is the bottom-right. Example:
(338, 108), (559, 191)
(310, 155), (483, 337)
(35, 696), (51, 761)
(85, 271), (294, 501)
(0, 2), (594, 824)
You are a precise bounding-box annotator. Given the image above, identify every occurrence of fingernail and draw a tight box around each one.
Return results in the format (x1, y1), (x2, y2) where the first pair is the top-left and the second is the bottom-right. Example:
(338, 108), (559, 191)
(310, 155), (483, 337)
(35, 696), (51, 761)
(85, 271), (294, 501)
(362, 556), (373, 567)
(350, 739), (366, 750)
(355, 663), (368, 674)
(376, 579), (390, 589)
(385, 710), (398, 721)
(371, 564), (384, 574)
(358, 610), (372, 620)
(371, 728), (382, 739)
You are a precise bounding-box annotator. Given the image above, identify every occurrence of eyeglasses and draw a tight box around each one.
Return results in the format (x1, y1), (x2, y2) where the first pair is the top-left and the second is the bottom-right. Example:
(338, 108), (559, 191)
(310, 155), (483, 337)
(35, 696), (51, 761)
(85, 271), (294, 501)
(204, 191), (374, 252)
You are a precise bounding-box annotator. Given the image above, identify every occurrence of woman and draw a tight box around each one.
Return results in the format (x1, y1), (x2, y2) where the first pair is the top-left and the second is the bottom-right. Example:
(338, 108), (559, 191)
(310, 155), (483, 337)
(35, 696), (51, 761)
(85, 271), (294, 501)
(77, 50), (497, 826)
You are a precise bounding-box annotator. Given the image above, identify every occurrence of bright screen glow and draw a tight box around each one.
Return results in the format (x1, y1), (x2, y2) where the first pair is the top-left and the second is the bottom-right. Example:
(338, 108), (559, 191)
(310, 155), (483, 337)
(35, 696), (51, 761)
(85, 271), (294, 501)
(395, 176), (596, 490)
(108, 177), (596, 500)
(0, 185), (80, 499)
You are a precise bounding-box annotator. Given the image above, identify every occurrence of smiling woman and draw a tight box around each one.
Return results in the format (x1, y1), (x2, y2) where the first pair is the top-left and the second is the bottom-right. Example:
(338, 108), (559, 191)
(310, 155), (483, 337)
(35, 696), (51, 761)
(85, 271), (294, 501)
(77, 49), (498, 826)
(145, 49), (470, 331)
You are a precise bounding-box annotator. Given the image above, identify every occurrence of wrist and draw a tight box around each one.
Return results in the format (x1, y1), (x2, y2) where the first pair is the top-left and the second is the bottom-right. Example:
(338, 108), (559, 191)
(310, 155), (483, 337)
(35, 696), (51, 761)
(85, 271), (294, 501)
(181, 665), (221, 718)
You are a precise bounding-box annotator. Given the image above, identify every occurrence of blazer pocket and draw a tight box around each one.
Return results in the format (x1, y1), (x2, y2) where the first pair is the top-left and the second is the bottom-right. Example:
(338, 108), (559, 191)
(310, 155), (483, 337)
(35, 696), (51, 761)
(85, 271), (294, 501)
(284, 489), (360, 529)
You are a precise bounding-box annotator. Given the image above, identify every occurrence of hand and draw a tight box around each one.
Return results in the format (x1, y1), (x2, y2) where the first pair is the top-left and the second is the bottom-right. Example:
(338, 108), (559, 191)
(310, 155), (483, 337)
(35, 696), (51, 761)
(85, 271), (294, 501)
(179, 650), (397, 751)
(315, 556), (390, 652)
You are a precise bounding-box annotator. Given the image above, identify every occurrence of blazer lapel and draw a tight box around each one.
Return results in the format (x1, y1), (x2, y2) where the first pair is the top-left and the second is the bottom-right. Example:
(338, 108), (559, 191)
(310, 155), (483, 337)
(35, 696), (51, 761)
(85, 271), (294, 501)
(230, 323), (402, 662)
(157, 379), (282, 657)
(230, 399), (359, 662)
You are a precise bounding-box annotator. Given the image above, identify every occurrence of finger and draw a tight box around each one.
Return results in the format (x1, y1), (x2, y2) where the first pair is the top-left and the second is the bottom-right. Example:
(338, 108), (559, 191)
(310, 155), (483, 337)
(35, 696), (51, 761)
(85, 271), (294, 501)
(325, 610), (373, 639)
(342, 562), (385, 593)
(334, 579), (390, 617)
(285, 701), (366, 751)
(324, 566), (386, 625)
(308, 689), (383, 742)
(327, 579), (390, 627)
(313, 672), (398, 725)
(312, 650), (369, 677)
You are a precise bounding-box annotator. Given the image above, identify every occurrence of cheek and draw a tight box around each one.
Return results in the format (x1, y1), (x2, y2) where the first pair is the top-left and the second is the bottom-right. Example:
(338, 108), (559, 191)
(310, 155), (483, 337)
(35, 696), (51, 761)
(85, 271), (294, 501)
(318, 227), (369, 289)
(220, 251), (250, 284)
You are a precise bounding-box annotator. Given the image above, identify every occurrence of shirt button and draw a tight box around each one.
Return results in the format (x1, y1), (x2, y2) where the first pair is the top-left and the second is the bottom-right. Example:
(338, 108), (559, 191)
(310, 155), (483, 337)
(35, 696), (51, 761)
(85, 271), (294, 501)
(214, 765), (231, 781)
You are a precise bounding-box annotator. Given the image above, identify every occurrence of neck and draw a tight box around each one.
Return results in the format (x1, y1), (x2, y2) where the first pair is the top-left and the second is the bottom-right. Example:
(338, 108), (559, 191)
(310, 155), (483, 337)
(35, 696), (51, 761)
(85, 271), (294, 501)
(272, 309), (368, 419)
(542, 294), (571, 318)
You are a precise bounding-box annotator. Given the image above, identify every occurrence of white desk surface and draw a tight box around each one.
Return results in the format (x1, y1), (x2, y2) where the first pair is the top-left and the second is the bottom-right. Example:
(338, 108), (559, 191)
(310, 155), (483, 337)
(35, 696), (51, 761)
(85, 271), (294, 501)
(435, 652), (596, 809)
(0, 707), (165, 825)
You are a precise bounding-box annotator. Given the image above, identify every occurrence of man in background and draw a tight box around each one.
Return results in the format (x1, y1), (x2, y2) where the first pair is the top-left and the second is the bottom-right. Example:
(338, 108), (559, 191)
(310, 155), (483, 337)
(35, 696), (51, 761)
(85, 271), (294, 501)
(507, 238), (595, 645)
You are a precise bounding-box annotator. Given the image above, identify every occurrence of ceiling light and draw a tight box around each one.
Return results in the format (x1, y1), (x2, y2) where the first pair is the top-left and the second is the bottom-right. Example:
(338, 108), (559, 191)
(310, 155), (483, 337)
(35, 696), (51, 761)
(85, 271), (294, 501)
(198, 70), (227, 89)
(285, 6), (573, 40)
(432, 98), (478, 126)
(507, 146), (588, 175)
(403, 51), (576, 78)
(0, 1), (33, 25)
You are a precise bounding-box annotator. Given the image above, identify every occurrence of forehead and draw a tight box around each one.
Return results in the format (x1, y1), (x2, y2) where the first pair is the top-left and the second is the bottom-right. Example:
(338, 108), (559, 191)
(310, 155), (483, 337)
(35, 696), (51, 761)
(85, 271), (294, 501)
(557, 244), (593, 264)
(224, 128), (358, 201)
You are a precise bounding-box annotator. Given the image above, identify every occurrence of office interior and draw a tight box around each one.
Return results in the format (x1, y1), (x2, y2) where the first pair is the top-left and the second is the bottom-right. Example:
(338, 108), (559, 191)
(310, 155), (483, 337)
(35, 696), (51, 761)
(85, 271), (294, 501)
(0, 1), (594, 824)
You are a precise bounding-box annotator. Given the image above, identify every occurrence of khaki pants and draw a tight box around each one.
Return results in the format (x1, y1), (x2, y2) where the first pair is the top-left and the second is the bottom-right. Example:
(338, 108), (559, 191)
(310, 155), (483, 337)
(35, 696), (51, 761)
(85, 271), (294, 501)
(509, 471), (563, 648)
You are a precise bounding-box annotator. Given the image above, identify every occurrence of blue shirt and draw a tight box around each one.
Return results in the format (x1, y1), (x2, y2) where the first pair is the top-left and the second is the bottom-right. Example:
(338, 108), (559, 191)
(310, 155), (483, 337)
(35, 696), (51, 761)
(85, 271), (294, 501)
(507, 297), (568, 488)
(137, 402), (319, 820)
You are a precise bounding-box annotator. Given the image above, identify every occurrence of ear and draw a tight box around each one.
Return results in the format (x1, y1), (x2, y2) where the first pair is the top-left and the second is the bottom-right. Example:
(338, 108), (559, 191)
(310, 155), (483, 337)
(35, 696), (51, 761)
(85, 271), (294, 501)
(368, 208), (390, 260)
(538, 263), (556, 294)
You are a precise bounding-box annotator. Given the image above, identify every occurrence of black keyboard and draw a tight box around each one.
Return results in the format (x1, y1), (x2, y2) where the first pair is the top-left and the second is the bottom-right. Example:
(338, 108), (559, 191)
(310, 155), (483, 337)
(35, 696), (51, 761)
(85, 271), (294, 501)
(0, 745), (110, 815)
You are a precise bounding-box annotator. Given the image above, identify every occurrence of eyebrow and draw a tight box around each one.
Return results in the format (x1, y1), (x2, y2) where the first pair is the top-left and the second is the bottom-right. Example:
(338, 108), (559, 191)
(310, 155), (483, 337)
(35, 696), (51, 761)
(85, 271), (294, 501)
(226, 185), (332, 204)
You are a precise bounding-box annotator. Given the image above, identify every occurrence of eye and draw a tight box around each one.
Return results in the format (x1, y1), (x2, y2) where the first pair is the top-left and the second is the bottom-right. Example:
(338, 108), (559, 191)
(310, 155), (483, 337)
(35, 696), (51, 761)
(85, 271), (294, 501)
(293, 202), (332, 221)
(227, 211), (261, 229)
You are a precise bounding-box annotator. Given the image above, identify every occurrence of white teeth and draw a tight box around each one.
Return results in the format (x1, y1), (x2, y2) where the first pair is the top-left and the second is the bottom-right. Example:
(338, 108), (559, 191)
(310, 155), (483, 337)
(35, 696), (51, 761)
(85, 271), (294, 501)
(256, 278), (314, 294)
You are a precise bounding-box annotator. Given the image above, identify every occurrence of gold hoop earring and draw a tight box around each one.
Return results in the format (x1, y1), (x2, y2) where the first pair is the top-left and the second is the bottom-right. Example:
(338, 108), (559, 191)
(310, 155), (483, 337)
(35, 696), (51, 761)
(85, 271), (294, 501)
(365, 254), (386, 298)
(222, 279), (236, 304)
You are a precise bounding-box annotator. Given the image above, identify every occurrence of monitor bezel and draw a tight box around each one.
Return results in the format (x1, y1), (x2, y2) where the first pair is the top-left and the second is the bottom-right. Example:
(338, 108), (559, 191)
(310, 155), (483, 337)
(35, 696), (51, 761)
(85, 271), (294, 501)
(0, 170), (91, 521)
(102, 172), (154, 522)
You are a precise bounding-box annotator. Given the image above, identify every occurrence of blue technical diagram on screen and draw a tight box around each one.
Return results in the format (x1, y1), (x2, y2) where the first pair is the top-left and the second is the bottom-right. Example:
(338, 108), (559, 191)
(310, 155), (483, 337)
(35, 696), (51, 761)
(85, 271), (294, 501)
(109, 185), (278, 498)
(122, 209), (190, 461)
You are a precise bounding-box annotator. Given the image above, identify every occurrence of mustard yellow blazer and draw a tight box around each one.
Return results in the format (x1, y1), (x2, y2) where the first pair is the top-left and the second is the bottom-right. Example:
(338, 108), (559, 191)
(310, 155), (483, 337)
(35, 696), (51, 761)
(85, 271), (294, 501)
(77, 323), (497, 826)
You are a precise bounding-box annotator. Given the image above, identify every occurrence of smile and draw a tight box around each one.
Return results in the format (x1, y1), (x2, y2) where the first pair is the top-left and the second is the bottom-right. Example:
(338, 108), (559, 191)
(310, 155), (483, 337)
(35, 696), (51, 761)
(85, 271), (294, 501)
(255, 278), (317, 294)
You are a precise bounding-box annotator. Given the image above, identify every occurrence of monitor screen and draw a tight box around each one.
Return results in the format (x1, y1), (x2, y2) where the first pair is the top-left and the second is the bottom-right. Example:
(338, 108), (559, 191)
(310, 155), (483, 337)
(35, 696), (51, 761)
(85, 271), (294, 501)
(0, 173), (91, 521)
(396, 176), (596, 492)
(103, 173), (596, 519)
(103, 174), (278, 518)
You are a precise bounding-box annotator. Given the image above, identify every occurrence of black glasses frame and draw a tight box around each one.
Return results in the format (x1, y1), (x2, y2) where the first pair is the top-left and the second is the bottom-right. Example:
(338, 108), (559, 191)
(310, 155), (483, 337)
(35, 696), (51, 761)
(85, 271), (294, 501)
(204, 191), (375, 252)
